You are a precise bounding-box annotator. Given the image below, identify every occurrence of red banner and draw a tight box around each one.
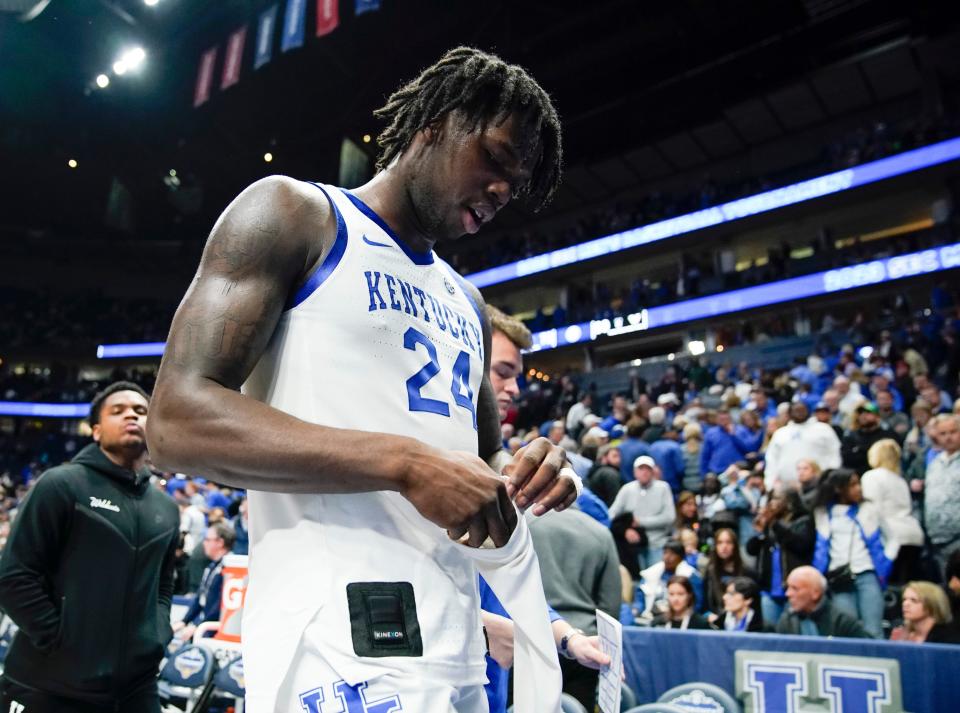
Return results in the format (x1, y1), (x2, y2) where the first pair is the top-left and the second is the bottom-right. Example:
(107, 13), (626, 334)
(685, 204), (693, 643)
(193, 46), (218, 107)
(221, 26), (247, 90)
(316, 0), (339, 37)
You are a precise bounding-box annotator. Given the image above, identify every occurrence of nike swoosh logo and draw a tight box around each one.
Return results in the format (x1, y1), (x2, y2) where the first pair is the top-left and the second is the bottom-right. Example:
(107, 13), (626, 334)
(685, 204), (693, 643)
(363, 235), (392, 248)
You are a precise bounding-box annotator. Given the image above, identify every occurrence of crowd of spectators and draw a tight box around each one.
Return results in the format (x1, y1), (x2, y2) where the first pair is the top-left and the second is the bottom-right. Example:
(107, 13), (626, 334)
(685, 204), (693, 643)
(497, 297), (960, 642)
(523, 221), (957, 335)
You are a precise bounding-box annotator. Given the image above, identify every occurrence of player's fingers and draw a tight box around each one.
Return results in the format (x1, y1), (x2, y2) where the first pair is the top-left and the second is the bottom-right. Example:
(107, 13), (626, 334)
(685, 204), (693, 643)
(497, 481), (519, 538)
(447, 522), (469, 542)
(514, 447), (565, 509)
(503, 445), (526, 498)
(466, 516), (489, 548)
(502, 439), (549, 493)
(483, 498), (512, 548)
(530, 476), (576, 516)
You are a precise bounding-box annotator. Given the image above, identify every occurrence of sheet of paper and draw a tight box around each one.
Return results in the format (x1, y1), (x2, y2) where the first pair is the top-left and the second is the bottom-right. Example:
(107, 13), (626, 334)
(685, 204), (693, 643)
(595, 609), (623, 713)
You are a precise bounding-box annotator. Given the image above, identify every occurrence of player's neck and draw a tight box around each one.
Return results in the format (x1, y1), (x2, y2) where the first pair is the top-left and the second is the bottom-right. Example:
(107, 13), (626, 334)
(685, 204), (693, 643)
(352, 170), (435, 254)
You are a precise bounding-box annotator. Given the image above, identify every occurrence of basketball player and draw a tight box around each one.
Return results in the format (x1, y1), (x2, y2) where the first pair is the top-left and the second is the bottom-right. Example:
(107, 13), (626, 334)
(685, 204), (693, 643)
(147, 48), (572, 712)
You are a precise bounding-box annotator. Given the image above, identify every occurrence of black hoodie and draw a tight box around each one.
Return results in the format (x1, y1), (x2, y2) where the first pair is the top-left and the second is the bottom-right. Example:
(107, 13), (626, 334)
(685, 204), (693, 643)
(0, 443), (180, 705)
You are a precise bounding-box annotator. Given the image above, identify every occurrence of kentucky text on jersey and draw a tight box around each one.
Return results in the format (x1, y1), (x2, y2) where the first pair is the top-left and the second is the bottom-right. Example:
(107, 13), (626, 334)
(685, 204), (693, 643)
(364, 270), (483, 360)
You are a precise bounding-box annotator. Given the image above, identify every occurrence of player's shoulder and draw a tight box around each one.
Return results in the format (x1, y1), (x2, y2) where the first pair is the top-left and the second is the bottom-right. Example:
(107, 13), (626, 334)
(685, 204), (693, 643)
(221, 175), (338, 261)
(239, 175), (334, 223)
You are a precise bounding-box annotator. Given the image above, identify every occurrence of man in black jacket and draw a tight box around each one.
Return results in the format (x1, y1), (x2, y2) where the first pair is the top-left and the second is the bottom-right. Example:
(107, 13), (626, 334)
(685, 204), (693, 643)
(0, 382), (180, 713)
(775, 566), (871, 639)
(841, 402), (899, 474)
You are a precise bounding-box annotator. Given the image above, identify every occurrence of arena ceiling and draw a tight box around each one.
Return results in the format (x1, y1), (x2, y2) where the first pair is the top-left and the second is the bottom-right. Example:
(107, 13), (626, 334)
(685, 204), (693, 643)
(1, 0), (957, 244)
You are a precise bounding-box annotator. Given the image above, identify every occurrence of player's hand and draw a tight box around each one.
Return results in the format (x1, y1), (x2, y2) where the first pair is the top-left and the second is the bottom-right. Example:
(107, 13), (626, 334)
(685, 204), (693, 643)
(502, 437), (577, 515)
(400, 446), (518, 547)
(624, 528), (641, 545)
(565, 633), (611, 671)
(482, 612), (515, 669)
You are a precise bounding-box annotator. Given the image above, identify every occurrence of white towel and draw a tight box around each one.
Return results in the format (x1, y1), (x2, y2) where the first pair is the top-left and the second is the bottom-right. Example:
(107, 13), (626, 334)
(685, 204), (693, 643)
(462, 514), (563, 713)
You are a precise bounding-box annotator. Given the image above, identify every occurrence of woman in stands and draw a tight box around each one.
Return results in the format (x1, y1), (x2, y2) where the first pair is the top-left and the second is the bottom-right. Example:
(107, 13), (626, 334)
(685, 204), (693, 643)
(890, 581), (960, 643)
(653, 575), (712, 630)
(795, 458), (821, 510)
(717, 576), (764, 632)
(704, 527), (755, 617)
(674, 491), (703, 538)
(861, 439), (924, 583)
(746, 487), (815, 626)
(812, 468), (898, 639)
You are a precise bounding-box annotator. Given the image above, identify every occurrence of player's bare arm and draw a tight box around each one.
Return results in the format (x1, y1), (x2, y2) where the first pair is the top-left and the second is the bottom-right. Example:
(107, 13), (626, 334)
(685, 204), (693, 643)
(147, 175), (515, 546)
(465, 279), (578, 516)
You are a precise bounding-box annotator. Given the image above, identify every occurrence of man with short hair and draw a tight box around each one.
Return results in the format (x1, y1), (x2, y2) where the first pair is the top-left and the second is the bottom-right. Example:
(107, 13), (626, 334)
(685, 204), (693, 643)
(0, 382), (180, 712)
(775, 566), (871, 638)
(924, 414), (960, 574)
(483, 305), (610, 711)
(609, 456), (676, 570)
(764, 402), (841, 489)
(173, 521), (236, 642)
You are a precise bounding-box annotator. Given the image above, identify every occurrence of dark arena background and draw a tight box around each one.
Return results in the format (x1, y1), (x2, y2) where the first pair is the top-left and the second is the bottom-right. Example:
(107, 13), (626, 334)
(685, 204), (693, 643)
(2, 1), (960, 712)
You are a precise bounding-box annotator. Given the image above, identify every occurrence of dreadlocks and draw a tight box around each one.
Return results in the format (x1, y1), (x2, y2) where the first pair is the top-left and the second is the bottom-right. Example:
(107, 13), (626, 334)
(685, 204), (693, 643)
(373, 46), (562, 211)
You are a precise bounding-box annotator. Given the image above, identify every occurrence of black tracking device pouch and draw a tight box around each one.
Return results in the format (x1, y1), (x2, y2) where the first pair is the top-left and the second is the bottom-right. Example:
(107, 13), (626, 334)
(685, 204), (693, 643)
(346, 581), (423, 657)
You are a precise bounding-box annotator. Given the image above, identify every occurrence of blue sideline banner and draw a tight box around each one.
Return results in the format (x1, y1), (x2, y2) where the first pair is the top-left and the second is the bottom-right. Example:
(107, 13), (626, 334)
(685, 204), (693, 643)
(623, 627), (958, 713)
(281, 0), (307, 52)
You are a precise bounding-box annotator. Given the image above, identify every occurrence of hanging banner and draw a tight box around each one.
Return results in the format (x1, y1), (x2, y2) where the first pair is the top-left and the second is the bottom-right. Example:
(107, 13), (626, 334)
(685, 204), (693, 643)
(221, 26), (247, 89)
(355, 0), (380, 15)
(316, 0), (339, 36)
(254, 5), (278, 69)
(281, 0), (307, 52)
(193, 46), (218, 107)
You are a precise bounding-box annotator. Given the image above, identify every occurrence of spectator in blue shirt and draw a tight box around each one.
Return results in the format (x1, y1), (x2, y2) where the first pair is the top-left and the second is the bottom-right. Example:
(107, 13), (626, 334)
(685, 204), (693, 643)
(700, 410), (749, 477)
(204, 481), (232, 511)
(618, 417), (651, 483)
(599, 395), (631, 434)
(650, 429), (685, 495)
(736, 409), (764, 455)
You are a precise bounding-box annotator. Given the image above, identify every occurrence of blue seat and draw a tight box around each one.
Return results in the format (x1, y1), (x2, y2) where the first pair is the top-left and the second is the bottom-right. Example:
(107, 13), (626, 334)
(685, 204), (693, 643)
(212, 655), (245, 698)
(158, 645), (216, 712)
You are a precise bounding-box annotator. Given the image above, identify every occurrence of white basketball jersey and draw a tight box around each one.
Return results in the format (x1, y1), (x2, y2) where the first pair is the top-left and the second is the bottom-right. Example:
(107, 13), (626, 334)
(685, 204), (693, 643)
(240, 183), (489, 706)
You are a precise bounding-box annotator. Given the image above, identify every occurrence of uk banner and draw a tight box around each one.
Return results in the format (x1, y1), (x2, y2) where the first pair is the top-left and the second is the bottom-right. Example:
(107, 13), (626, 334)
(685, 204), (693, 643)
(221, 26), (247, 89)
(281, 0), (307, 52)
(254, 5), (278, 69)
(316, 0), (339, 37)
(355, 0), (380, 16)
(193, 46), (218, 107)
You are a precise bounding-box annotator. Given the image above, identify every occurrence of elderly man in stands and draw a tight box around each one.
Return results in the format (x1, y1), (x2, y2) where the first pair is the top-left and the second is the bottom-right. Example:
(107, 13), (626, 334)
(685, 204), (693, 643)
(924, 414), (960, 574)
(609, 455), (676, 570)
(775, 566), (871, 638)
(764, 402), (841, 489)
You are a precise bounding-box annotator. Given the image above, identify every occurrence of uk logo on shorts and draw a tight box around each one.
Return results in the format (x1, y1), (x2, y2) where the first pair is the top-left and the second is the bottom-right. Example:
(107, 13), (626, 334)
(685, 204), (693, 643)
(299, 680), (403, 713)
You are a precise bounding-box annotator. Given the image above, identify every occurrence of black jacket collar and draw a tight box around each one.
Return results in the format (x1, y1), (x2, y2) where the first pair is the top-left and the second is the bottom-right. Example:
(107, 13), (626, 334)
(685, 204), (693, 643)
(72, 443), (151, 492)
